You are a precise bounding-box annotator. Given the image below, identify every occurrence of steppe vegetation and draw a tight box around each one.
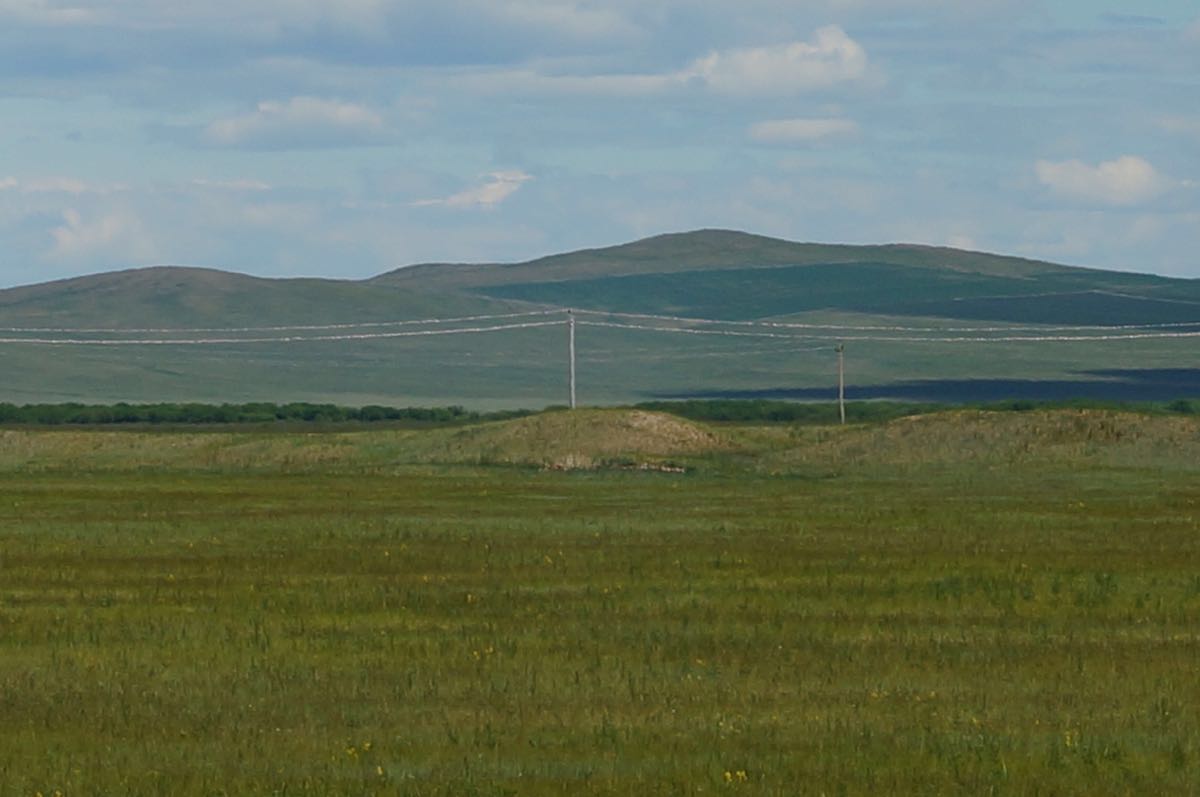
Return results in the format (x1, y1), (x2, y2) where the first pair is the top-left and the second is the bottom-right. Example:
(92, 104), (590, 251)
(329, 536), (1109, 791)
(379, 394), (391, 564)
(2, 407), (1199, 794)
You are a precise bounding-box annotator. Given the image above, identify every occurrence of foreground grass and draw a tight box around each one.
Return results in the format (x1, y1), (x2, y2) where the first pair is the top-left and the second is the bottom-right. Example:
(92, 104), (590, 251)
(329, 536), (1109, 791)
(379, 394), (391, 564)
(2, 428), (1200, 793)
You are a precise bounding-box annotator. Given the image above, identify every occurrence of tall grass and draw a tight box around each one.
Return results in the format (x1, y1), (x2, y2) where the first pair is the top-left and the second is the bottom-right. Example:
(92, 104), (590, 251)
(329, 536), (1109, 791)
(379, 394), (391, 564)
(2, 444), (1199, 793)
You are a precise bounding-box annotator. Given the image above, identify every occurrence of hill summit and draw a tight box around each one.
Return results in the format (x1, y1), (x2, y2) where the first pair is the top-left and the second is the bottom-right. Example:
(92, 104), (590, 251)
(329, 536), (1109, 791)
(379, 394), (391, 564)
(370, 228), (1088, 289)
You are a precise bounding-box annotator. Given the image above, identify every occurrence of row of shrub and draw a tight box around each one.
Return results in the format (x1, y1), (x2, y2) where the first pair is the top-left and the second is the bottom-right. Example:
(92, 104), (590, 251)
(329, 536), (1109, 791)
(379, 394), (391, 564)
(635, 398), (1200, 424)
(0, 402), (532, 426)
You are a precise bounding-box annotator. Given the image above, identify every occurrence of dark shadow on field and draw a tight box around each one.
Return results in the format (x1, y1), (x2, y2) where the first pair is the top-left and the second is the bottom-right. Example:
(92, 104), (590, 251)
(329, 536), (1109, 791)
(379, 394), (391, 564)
(653, 369), (1200, 403)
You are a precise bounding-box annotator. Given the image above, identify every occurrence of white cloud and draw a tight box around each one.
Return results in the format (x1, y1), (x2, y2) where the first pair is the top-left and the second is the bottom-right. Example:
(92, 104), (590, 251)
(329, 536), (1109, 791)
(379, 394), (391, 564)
(1035, 156), (1169, 206)
(50, 208), (156, 262)
(749, 117), (859, 143)
(203, 97), (385, 148)
(687, 26), (868, 94)
(413, 171), (533, 210)
(457, 26), (869, 96)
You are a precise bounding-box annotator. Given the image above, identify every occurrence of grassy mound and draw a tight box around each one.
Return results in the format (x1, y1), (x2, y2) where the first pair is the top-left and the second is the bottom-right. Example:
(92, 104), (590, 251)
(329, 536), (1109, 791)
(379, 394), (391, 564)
(414, 408), (732, 469)
(766, 409), (1200, 472)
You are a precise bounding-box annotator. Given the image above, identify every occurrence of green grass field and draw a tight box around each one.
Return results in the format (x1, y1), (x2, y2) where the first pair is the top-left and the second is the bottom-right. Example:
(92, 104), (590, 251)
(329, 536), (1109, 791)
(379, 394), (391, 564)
(2, 410), (1200, 794)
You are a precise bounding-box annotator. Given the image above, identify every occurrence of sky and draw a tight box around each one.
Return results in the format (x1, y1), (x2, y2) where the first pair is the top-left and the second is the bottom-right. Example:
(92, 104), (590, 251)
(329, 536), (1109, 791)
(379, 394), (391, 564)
(1, 0), (1198, 288)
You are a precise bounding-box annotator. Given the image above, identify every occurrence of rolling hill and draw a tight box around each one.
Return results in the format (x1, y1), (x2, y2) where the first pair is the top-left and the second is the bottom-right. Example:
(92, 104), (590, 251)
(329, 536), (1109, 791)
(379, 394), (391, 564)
(374, 230), (1200, 326)
(371, 229), (1092, 286)
(1, 230), (1198, 405)
(0, 266), (520, 329)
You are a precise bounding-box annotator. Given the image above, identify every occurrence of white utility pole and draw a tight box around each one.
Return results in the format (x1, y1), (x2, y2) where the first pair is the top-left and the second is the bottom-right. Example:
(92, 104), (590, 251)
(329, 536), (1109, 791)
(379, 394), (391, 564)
(568, 310), (577, 409)
(836, 343), (846, 425)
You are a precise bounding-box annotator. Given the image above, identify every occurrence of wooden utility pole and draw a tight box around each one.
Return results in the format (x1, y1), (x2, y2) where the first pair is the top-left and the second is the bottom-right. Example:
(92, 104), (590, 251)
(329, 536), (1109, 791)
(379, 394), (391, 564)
(568, 310), (577, 409)
(836, 343), (846, 425)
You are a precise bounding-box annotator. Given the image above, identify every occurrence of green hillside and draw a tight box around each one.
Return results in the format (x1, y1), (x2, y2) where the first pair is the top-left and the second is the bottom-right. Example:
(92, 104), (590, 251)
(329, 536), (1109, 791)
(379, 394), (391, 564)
(374, 229), (1199, 325)
(478, 262), (1200, 325)
(0, 266), (521, 329)
(371, 229), (1093, 289)
(1, 230), (1198, 405)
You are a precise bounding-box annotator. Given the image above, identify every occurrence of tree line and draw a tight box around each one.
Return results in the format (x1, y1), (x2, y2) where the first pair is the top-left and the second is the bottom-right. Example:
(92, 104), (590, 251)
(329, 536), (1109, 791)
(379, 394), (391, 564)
(0, 402), (531, 426)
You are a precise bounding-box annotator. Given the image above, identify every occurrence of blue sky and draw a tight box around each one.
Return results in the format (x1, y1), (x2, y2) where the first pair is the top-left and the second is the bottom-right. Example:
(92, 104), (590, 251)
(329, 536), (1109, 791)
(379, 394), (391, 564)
(1, 0), (1197, 288)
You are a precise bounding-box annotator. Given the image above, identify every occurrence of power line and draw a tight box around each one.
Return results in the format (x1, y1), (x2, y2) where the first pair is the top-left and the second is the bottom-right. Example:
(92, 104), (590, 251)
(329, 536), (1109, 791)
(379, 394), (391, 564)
(0, 319), (563, 346)
(571, 308), (1200, 333)
(0, 308), (565, 335)
(4, 304), (1200, 346)
(813, 330), (1200, 343)
(576, 319), (822, 340)
(7, 317), (1199, 346)
(5, 302), (1200, 338)
(576, 318), (1200, 343)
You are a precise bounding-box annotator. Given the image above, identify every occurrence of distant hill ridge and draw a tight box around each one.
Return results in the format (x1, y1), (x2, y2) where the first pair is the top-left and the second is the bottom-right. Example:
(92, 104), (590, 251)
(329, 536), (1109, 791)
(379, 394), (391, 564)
(369, 229), (1093, 288)
(4, 229), (1195, 330)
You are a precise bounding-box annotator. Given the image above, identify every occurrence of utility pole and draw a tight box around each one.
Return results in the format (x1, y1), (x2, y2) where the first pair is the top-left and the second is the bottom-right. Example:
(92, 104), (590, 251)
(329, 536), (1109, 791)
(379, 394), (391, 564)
(836, 343), (846, 425)
(568, 309), (577, 409)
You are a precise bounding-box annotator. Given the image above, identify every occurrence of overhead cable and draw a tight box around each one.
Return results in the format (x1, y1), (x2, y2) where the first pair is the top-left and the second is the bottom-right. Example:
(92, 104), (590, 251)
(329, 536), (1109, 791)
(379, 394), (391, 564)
(578, 319), (1200, 343)
(0, 308), (564, 335)
(0, 320), (562, 346)
(570, 308), (1200, 333)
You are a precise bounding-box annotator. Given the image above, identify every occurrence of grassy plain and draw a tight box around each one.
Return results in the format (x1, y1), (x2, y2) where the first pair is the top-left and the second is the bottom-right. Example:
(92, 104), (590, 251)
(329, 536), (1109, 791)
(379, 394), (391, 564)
(2, 409), (1200, 794)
